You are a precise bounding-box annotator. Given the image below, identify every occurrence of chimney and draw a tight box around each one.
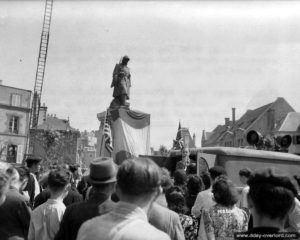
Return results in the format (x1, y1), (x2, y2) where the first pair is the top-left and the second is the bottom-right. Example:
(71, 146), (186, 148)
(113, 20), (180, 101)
(193, 133), (196, 146)
(225, 118), (230, 127)
(202, 130), (206, 141)
(0, 80), (2, 85)
(232, 108), (236, 126)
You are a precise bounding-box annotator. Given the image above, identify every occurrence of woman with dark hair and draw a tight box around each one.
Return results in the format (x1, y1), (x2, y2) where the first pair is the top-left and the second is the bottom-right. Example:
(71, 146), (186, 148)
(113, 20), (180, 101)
(202, 176), (248, 240)
(173, 169), (188, 194)
(200, 172), (211, 190)
(185, 175), (203, 215)
(166, 186), (198, 240)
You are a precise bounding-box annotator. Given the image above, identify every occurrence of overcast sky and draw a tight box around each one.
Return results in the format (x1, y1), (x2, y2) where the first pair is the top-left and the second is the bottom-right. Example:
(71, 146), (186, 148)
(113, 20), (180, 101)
(1, 1), (300, 149)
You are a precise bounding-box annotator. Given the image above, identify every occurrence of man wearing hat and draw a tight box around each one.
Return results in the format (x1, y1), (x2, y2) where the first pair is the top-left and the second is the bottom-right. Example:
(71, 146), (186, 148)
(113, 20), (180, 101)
(24, 156), (42, 206)
(77, 157), (170, 240)
(55, 157), (117, 240)
(236, 167), (299, 239)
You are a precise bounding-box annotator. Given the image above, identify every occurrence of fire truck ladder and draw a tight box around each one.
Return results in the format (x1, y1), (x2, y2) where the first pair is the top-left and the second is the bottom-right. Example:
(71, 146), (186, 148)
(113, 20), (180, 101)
(30, 0), (53, 129)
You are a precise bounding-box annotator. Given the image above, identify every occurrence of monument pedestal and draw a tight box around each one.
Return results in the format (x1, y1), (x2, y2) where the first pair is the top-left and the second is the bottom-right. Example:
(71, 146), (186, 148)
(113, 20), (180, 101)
(97, 107), (151, 164)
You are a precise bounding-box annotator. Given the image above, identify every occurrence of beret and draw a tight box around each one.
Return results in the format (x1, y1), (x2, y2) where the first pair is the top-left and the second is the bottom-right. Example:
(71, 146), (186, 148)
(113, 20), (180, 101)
(247, 167), (298, 197)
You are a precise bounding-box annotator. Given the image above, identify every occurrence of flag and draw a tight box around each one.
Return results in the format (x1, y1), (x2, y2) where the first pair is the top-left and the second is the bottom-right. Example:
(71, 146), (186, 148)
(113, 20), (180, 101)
(104, 121), (113, 153)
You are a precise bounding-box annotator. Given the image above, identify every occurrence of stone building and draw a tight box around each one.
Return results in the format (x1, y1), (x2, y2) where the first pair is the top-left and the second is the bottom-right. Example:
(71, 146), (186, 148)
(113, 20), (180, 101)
(202, 97), (295, 148)
(173, 122), (196, 149)
(77, 130), (97, 167)
(0, 81), (32, 163)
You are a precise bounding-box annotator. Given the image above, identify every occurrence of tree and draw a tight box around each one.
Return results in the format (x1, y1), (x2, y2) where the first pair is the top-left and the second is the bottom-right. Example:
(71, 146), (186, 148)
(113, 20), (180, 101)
(30, 129), (79, 170)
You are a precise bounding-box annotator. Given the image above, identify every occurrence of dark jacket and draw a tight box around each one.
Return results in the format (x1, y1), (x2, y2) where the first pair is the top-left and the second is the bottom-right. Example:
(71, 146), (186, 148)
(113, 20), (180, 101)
(54, 192), (109, 240)
(24, 173), (40, 207)
(0, 187), (31, 240)
(34, 186), (83, 209)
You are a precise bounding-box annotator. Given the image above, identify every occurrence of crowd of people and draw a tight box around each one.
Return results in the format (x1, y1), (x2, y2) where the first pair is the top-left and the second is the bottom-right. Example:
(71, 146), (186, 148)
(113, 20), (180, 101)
(0, 149), (300, 240)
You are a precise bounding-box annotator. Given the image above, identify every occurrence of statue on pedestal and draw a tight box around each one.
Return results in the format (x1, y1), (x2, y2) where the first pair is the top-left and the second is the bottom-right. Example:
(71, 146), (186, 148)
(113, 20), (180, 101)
(110, 56), (131, 108)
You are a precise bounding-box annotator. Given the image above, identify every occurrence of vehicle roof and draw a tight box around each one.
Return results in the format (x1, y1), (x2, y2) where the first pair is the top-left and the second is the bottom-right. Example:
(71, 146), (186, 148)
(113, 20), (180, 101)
(170, 147), (300, 162)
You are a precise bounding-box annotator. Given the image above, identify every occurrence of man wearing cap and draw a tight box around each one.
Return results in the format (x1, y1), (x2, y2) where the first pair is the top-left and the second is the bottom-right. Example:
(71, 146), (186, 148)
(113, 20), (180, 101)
(77, 157), (170, 240)
(110, 55), (131, 107)
(237, 167), (299, 239)
(55, 157), (117, 240)
(24, 156), (42, 206)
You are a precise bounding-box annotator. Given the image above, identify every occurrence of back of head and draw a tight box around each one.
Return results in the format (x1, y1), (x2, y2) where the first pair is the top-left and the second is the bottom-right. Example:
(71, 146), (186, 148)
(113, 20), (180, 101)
(175, 161), (185, 171)
(248, 167), (298, 220)
(165, 187), (186, 214)
(209, 166), (227, 181)
(187, 175), (203, 195)
(239, 168), (252, 178)
(186, 163), (197, 175)
(200, 172), (211, 190)
(160, 168), (173, 193)
(173, 169), (187, 186)
(212, 175), (238, 207)
(47, 169), (71, 192)
(117, 157), (161, 197)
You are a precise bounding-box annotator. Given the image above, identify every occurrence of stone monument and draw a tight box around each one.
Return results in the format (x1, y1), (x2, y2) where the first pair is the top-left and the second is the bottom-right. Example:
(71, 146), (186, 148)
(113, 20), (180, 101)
(97, 56), (151, 164)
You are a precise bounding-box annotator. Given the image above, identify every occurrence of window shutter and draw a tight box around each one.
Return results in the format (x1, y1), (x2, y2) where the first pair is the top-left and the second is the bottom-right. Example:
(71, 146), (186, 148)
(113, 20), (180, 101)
(16, 145), (23, 164)
(0, 143), (5, 161)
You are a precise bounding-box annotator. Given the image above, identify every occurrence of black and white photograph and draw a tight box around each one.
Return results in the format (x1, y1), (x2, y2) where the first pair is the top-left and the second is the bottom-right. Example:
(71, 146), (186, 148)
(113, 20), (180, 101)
(0, 1), (300, 240)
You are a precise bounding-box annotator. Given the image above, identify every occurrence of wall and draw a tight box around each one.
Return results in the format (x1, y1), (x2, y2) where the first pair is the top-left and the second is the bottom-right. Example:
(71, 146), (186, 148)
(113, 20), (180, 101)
(0, 85), (31, 163)
(0, 85), (31, 108)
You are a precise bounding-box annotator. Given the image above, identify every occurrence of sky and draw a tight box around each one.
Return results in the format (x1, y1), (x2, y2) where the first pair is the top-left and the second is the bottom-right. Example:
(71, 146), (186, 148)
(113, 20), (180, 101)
(1, 1), (300, 149)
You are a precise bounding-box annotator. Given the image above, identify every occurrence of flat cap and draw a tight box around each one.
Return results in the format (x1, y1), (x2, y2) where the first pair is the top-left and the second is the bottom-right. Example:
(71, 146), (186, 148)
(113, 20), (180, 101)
(247, 167), (298, 197)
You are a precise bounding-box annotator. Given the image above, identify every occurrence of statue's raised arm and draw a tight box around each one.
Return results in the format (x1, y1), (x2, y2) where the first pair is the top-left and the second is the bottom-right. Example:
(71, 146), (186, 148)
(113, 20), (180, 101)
(110, 56), (131, 108)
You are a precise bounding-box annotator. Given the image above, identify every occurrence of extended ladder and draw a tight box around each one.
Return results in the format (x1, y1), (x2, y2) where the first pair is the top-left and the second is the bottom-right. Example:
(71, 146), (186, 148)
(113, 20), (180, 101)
(30, 0), (53, 128)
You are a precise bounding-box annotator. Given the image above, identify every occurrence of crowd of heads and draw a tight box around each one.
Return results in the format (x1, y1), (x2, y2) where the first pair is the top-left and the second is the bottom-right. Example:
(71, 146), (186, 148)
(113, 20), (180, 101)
(1, 149), (300, 239)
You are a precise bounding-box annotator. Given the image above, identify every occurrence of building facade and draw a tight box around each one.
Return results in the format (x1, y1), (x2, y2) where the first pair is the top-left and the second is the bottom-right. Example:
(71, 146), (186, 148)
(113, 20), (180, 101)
(202, 97), (295, 148)
(173, 122), (196, 149)
(0, 81), (32, 163)
(77, 130), (97, 167)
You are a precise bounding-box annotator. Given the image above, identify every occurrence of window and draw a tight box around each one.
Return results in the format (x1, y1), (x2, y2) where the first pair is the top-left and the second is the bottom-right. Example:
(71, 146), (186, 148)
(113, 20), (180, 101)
(7, 144), (17, 163)
(9, 116), (19, 134)
(11, 94), (21, 107)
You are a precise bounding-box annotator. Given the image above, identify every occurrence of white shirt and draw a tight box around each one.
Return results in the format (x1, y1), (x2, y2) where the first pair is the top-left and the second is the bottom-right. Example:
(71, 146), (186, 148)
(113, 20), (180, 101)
(77, 201), (170, 240)
(238, 185), (249, 209)
(191, 188), (215, 218)
(28, 199), (66, 240)
(31, 173), (41, 198)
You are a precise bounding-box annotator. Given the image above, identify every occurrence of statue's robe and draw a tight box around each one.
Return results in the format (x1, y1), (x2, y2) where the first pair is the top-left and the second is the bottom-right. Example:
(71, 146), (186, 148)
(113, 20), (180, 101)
(111, 63), (131, 100)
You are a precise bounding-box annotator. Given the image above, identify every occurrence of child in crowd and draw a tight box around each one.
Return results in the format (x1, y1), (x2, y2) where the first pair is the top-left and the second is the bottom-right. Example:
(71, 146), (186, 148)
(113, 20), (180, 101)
(28, 168), (70, 240)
